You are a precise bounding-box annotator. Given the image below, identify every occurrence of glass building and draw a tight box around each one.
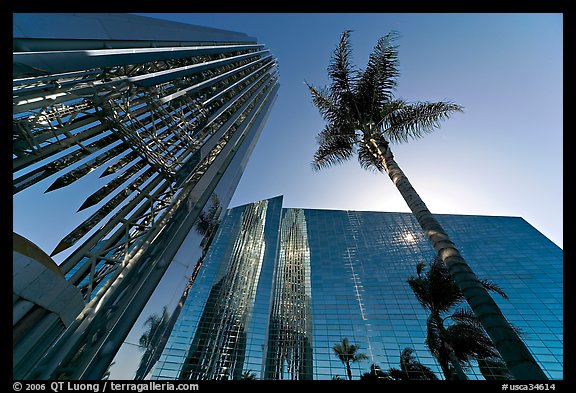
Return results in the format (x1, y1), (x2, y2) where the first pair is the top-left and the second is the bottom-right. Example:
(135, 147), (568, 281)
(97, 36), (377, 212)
(13, 13), (279, 379)
(152, 196), (563, 380)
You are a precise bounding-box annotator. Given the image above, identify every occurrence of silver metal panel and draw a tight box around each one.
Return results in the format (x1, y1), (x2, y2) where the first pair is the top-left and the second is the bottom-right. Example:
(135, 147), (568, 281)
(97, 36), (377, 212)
(13, 13), (257, 44)
(14, 44), (262, 75)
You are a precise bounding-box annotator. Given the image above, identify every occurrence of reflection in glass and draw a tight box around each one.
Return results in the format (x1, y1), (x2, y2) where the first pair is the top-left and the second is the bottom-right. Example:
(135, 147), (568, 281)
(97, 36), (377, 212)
(179, 200), (268, 380)
(265, 209), (313, 380)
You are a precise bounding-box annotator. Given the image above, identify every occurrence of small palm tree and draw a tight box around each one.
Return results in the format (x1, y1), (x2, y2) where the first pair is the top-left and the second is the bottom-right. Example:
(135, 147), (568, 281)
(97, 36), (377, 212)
(307, 30), (545, 380)
(360, 364), (390, 381)
(361, 348), (438, 381)
(395, 347), (439, 380)
(135, 306), (169, 379)
(333, 338), (368, 380)
(240, 369), (257, 380)
(195, 194), (222, 253)
(408, 256), (515, 380)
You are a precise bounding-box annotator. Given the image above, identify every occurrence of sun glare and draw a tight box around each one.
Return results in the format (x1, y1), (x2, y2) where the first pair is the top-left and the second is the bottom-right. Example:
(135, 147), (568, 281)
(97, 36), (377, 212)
(403, 232), (416, 243)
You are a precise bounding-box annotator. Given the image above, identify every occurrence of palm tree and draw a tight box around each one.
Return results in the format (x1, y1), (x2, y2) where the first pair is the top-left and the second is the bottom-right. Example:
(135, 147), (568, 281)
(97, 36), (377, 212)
(360, 364), (390, 381)
(195, 194), (222, 254)
(239, 369), (257, 380)
(306, 30), (546, 380)
(408, 256), (515, 380)
(333, 337), (368, 380)
(394, 347), (439, 380)
(361, 348), (438, 380)
(135, 306), (169, 379)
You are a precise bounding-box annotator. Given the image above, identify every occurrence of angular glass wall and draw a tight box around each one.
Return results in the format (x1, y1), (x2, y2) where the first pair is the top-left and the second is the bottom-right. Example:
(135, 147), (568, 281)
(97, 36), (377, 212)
(265, 208), (313, 380)
(180, 199), (269, 380)
(152, 196), (283, 380)
(303, 209), (562, 380)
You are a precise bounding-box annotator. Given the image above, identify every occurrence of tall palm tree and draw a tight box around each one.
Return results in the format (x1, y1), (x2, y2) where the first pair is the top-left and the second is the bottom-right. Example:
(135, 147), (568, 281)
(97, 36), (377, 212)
(306, 30), (546, 380)
(333, 337), (368, 380)
(408, 256), (514, 380)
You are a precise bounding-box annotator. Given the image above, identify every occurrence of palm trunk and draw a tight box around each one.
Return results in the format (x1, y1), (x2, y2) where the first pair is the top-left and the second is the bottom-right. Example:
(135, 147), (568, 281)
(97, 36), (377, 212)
(428, 313), (468, 380)
(346, 361), (352, 380)
(444, 341), (468, 380)
(370, 139), (546, 380)
(134, 349), (153, 380)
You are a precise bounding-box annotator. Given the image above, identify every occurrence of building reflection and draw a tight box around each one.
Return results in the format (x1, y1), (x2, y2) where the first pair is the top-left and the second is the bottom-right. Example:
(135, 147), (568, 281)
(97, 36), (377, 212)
(264, 209), (313, 380)
(179, 200), (268, 380)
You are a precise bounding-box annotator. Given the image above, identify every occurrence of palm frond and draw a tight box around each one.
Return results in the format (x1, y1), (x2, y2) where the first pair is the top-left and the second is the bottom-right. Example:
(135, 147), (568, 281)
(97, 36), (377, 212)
(407, 276), (432, 310)
(328, 30), (358, 106)
(333, 338), (368, 364)
(379, 99), (407, 120)
(206, 194), (221, 219)
(354, 352), (369, 361)
(456, 309), (524, 338)
(139, 334), (149, 349)
(416, 261), (426, 277)
(408, 256), (464, 313)
(312, 124), (355, 171)
(479, 279), (509, 299)
(399, 347), (417, 366)
(355, 31), (400, 122)
(448, 308), (482, 325)
(450, 305), (523, 338)
(315, 122), (357, 146)
(195, 211), (211, 237)
(306, 83), (341, 124)
(382, 100), (463, 144)
(333, 338), (351, 362)
(398, 347), (439, 380)
(428, 257), (465, 312)
(444, 321), (500, 362)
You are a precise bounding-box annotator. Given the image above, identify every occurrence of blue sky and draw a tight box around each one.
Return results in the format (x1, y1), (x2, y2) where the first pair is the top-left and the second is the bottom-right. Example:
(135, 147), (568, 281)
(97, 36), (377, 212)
(12, 13), (563, 379)
(13, 13), (563, 254)
(137, 13), (563, 249)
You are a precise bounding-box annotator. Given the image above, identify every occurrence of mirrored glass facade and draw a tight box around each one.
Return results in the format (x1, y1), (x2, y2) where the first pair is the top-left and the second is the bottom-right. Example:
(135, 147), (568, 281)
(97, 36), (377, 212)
(152, 196), (563, 380)
(265, 208), (313, 380)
